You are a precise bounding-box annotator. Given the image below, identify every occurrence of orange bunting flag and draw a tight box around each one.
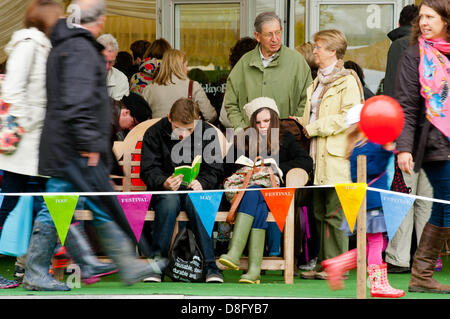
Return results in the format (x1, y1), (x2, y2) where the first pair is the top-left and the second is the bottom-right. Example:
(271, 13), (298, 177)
(335, 183), (367, 233)
(260, 188), (295, 232)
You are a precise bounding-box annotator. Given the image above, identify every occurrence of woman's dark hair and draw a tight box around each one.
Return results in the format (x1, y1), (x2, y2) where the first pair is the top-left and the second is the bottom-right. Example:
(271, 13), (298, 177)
(143, 38), (172, 60)
(229, 37), (258, 68)
(344, 60), (366, 87)
(242, 107), (282, 157)
(130, 40), (151, 61)
(24, 0), (63, 36)
(399, 4), (419, 26)
(411, 0), (450, 44)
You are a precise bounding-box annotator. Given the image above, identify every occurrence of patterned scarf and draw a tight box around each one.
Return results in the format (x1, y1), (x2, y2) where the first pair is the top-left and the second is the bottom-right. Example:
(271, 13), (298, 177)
(418, 36), (450, 138)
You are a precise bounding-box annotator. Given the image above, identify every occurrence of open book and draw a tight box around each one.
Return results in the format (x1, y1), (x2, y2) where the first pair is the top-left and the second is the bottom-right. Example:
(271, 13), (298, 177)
(174, 154), (202, 186)
(235, 155), (283, 181)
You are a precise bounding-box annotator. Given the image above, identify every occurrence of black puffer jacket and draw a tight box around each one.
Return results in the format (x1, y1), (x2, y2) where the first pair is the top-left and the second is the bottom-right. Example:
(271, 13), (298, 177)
(39, 19), (111, 177)
(140, 117), (224, 190)
(394, 43), (450, 169)
(384, 26), (412, 97)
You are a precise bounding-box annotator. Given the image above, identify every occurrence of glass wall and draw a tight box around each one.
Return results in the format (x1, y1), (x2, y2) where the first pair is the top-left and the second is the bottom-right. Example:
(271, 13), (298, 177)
(256, 0), (277, 13)
(303, 1), (400, 93)
(294, 0), (307, 47)
(318, 3), (394, 72)
(174, 3), (241, 70)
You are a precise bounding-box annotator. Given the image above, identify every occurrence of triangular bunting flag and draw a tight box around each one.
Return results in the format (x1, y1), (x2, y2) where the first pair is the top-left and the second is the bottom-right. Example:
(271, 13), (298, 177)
(380, 192), (415, 241)
(44, 195), (79, 245)
(117, 194), (152, 242)
(260, 188), (295, 232)
(335, 183), (367, 233)
(188, 192), (223, 237)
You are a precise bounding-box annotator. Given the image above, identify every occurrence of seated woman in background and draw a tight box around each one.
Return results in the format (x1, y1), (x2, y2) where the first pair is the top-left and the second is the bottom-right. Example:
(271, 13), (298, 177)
(219, 97), (313, 284)
(142, 49), (217, 123)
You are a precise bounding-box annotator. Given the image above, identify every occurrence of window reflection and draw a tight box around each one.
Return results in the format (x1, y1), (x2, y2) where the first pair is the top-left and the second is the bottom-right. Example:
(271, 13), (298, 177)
(175, 3), (240, 70)
(319, 4), (394, 47)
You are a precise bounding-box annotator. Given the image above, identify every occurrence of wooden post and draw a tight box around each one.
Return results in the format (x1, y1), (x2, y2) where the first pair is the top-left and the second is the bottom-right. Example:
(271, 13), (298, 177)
(356, 155), (367, 299)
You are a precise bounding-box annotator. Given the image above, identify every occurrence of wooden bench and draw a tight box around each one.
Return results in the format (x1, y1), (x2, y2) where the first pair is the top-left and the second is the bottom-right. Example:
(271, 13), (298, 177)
(74, 119), (309, 284)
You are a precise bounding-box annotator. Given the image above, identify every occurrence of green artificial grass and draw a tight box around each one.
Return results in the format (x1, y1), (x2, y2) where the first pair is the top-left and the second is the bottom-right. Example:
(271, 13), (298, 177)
(1, 255), (449, 299)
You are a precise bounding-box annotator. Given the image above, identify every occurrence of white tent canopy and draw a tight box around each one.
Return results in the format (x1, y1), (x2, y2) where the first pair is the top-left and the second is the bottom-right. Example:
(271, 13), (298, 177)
(0, 0), (157, 64)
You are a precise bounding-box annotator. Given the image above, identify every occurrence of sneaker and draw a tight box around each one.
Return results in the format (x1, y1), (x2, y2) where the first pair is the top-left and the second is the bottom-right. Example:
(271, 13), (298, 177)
(386, 262), (410, 273)
(299, 257), (318, 271)
(0, 275), (19, 289)
(300, 270), (317, 279)
(206, 270), (224, 283)
(143, 274), (162, 282)
(13, 265), (25, 283)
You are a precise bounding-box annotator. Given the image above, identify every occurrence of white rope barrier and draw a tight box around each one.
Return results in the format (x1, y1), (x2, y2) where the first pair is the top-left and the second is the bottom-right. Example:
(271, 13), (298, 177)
(1, 184), (449, 205)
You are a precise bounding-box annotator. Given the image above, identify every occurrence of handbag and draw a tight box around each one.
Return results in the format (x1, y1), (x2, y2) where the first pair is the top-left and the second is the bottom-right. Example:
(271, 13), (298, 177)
(224, 156), (279, 224)
(164, 226), (206, 283)
(0, 100), (25, 155)
(390, 155), (411, 194)
(0, 196), (34, 256)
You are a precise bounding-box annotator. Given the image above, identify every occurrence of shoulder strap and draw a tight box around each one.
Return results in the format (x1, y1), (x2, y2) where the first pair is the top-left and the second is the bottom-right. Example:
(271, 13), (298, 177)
(188, 79), (194, 99)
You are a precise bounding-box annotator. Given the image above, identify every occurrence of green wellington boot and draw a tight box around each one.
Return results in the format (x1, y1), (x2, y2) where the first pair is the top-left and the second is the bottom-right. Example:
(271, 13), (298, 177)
(219, 213), (254, 270)
(239, 228), (266, 284)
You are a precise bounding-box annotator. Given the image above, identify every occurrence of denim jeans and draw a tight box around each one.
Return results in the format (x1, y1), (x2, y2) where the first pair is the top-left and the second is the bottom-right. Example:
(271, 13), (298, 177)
(422, 160), (450, 227)
(151, 193), (218, 271)
(238, 185), (270, 229)
(35, 177), (112, 227)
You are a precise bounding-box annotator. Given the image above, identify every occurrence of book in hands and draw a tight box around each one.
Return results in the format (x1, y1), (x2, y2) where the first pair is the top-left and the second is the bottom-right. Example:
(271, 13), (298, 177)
(235, 155), (283, 180)
(174, 154), (202, 186)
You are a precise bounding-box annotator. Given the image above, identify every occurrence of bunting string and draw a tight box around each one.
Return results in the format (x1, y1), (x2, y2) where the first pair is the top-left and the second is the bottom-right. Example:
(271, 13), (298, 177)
(0, 185), (448, 204)
(1, 184), (448, 249)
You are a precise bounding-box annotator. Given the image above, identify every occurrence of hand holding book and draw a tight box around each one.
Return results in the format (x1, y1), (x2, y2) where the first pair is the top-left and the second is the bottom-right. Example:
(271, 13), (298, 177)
(174, 155), (202, 187)
(163, 173), (183, 191)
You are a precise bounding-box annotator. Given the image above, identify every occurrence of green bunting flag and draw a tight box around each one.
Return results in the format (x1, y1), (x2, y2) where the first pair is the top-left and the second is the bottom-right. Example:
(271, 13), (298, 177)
(44, 195), (79, 245)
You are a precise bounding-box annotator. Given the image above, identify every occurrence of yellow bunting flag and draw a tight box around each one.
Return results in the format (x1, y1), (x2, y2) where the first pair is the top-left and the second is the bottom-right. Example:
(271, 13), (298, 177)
(334, 183), (367, 233)
(260, 188), (295, 232)
(44, 195), (79, 245)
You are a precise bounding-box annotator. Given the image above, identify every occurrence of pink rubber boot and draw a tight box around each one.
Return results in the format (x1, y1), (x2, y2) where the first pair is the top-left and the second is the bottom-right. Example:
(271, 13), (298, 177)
(368, 263), (405, 298)
(321, 249), (357, 290)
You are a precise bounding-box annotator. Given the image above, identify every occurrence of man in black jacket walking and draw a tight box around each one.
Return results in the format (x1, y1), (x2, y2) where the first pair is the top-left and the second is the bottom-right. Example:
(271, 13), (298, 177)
(23, 0), (165, 291)
(140, 98), (224, 283)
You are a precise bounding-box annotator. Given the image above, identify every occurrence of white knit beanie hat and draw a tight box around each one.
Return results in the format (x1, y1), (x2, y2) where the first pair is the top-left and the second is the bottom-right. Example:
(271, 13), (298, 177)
(243, 97), (280, 121)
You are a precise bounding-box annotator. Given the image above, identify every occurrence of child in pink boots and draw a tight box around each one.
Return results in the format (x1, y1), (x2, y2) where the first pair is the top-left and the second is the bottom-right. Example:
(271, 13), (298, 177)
(321, 104), (405, 298)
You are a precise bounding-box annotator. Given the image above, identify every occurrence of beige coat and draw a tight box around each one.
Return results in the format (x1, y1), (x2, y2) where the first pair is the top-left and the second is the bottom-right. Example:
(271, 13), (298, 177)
(142, 75), (217, 122)
(298, 74), (362, 185)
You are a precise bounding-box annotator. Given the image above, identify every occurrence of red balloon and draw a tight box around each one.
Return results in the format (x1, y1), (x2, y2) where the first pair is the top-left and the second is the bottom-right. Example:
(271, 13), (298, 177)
(359, 95), (404, 144)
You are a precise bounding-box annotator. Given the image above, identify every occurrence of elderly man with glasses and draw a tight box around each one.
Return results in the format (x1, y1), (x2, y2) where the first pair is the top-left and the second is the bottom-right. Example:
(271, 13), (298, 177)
(224, 11), (312, 131)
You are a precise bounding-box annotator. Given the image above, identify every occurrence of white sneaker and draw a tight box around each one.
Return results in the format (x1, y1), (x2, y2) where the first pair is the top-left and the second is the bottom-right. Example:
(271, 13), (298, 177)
(143, 274), (161, 282)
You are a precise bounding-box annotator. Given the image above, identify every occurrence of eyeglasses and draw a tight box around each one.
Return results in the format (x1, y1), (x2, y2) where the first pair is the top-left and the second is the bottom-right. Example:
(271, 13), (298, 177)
(260, 30), (282, 40)
(313, 45), (322, 50)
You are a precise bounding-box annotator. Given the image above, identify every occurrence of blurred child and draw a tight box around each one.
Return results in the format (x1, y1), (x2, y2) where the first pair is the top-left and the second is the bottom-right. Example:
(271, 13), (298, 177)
(320, 104), (405, 298)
